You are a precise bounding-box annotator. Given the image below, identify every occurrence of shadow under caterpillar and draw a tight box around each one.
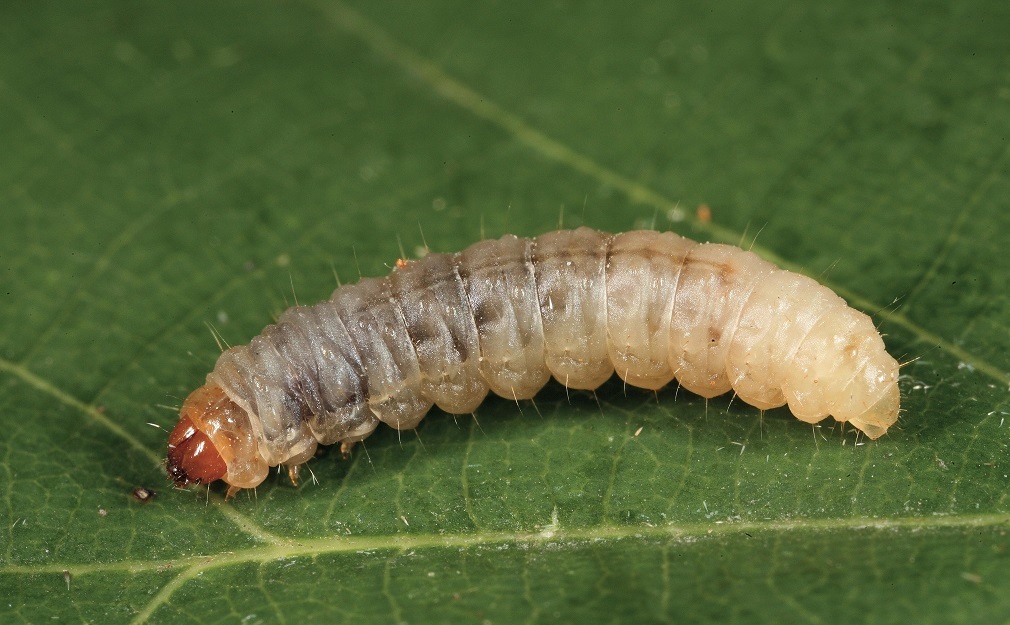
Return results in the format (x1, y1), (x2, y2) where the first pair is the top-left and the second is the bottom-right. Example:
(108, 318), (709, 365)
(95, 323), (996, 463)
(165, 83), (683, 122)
(166, 227), (900, 496)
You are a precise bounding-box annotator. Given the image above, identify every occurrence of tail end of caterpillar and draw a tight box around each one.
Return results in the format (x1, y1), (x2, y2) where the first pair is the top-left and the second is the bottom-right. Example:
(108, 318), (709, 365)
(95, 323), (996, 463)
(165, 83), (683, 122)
(847, 384), (901, 440)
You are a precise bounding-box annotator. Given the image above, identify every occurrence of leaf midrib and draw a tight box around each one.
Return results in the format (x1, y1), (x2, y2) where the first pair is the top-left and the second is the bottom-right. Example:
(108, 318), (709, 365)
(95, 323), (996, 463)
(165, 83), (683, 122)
(5, 511), (1008, 577)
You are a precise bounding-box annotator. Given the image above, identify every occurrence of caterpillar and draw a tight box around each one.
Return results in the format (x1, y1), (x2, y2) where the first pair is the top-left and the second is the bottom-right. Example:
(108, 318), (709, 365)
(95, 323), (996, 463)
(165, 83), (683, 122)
(167, 227), (900, 496)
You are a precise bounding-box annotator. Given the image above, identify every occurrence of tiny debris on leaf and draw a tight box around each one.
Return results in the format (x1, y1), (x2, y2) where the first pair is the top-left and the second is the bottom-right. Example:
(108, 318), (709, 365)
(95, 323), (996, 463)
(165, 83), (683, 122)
(132, 487), (157, 503)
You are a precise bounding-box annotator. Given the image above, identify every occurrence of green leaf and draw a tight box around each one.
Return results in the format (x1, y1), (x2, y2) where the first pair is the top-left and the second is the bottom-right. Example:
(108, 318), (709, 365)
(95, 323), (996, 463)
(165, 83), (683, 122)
(3, 1), (1010, 623)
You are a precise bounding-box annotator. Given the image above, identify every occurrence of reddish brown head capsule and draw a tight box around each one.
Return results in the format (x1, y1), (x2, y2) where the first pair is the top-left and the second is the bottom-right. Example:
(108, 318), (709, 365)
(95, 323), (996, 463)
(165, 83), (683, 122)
(166, 382), (268, 494)
(166, 385), (235, 487)
(167, 414), (226, 486)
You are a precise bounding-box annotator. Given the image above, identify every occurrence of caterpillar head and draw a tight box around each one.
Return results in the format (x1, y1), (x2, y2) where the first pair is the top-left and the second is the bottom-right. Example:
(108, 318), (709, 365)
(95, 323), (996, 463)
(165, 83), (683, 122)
(167, 383), (268, 495)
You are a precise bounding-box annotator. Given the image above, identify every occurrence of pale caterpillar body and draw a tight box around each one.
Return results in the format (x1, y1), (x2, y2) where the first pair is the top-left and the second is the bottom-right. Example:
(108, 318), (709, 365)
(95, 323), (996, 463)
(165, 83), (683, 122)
(167, 228), (900, 494)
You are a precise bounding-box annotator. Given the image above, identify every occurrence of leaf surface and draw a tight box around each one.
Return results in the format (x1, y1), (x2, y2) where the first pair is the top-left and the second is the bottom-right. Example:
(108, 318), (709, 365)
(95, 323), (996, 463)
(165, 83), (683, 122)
(2, 1), (1010, 623)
